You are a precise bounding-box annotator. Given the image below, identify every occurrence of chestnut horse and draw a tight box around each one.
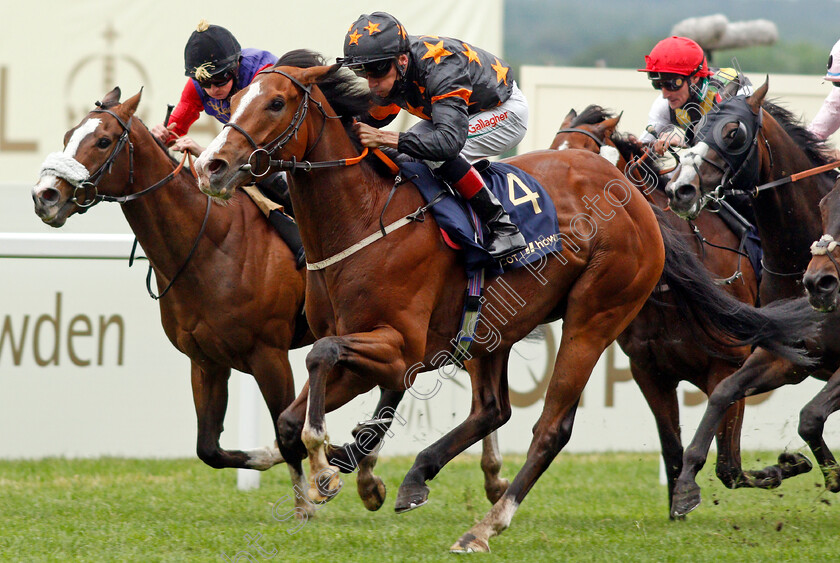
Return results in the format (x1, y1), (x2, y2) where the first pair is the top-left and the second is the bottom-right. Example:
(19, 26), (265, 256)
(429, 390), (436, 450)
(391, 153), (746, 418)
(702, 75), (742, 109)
(31, 87), (318, 516)
(551, 106), (805, 511)
(194, 60), (815, 551)
(665, 81), (839, 517)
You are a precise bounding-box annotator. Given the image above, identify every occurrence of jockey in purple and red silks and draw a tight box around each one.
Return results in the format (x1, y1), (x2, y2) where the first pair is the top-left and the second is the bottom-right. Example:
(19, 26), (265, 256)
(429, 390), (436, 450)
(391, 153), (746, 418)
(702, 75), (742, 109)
(338, 11), (529, 260)
(150, 19), (276, 157)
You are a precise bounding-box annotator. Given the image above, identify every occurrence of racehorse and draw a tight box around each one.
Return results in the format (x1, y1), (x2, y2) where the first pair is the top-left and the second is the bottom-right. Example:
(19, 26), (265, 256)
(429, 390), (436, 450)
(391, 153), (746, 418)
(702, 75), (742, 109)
(31, 87), (317, 517)
(551, 106), (809, 511)
(193, 58), (816, 552)
(664, 80), (840, 517)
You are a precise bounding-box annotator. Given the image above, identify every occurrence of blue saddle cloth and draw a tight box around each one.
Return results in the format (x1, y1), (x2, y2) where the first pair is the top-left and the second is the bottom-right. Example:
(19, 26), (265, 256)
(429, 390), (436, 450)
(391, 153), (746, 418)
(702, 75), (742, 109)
(400, 161), (562, 277)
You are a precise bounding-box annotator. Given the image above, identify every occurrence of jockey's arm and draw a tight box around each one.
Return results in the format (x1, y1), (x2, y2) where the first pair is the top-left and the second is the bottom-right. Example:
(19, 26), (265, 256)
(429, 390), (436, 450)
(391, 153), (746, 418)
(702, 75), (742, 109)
(151, 81), (203, 144)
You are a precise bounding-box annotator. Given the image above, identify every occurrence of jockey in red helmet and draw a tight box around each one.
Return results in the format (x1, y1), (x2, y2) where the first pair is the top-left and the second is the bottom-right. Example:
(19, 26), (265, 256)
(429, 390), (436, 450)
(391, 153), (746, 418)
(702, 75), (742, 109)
(639, 36), (750, 155)
(338, 11), (528, 260)
(150, 20), (277, 157)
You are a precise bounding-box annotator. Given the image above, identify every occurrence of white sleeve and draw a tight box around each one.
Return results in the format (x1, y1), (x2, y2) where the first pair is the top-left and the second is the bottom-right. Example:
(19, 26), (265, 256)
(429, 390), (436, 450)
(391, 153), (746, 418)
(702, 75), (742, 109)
(640, 96), (672, 143)
(808, 86), (840, 140)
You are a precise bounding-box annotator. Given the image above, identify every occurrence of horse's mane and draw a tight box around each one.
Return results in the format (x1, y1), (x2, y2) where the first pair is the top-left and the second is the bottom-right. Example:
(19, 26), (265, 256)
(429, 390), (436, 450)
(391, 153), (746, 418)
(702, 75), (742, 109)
(762, 99), (835, 167)
(275, 49), (371, 127)
(571, 104), (662, 176)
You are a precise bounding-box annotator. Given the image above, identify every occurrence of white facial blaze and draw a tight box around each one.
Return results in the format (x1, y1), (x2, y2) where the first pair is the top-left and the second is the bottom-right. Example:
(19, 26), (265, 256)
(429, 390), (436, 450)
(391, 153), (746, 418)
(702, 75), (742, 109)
(231, 81), (262, 123)
(65, 118), (102, 157)
(674, 142), (709, 187)
(599, 145), (620, 166)
(555, 140), (569, 151)
(200, 128), (231, 164)
(35, 117), (102, 191)
(199, 82), (263, 167)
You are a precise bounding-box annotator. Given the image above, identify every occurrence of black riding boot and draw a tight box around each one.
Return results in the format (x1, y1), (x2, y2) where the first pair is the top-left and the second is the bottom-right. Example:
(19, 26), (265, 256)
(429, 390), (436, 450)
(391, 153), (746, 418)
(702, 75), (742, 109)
(467, 186), (527, 259)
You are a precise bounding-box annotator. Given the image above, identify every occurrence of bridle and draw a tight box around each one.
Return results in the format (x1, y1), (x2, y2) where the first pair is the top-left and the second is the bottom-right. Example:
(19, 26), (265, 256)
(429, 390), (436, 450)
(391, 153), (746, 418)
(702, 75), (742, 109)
(223, 68), (369, 176)
(51, 106), (209, 300)
(554, 127), (607, 148)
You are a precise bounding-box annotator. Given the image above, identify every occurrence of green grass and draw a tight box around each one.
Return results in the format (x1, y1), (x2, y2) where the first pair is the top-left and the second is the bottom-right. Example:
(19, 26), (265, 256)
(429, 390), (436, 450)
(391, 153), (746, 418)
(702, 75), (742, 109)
(0, 452), (837, 561)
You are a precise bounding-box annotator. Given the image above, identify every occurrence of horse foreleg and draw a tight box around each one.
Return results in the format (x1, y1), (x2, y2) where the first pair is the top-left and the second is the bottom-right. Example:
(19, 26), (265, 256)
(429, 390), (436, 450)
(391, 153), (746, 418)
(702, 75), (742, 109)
(327, 388), (406, 511)
(395, 352), (511, 513)
(191, 362), (281, 469)
(630, 363), (683, 514)
(302, 329), (407, 504)
(798, 368), (840, 492)
(672, 350), (809, 518)
(250, 351), (313, 518)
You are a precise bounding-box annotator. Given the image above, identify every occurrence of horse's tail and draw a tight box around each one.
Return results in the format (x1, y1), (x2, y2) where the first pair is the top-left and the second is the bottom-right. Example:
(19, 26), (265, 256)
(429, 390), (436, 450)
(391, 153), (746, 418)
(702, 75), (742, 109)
(654, 206), (820, 365)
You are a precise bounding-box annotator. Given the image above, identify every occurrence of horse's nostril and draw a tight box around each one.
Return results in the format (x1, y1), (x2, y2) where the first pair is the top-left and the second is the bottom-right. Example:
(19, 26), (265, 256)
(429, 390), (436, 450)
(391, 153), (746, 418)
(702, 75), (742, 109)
(675, 184), (696, 202)
(208, 159), (226, 174)
(38, 188), (60, 204)
(817, 275), (839, 293)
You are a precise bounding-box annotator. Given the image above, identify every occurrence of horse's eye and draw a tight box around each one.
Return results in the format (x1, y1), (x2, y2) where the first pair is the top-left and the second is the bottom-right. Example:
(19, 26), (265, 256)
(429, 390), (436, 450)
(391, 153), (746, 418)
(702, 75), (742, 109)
(269, 98), (285, 112)
(97, 137), (112, 149)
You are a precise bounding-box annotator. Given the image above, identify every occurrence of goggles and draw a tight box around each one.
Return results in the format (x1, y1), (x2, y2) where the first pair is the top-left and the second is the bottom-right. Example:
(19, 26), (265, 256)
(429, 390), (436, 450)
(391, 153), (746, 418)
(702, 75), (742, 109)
(198, 70), (235, 89)
(650, 74), (688, 92)
(348, 59), (394, 79)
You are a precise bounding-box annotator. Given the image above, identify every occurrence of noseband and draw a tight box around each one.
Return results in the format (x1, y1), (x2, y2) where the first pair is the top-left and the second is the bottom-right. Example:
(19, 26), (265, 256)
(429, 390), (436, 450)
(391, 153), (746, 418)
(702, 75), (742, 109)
(223, 68), (371, 176)
(810, 234), (840, 278)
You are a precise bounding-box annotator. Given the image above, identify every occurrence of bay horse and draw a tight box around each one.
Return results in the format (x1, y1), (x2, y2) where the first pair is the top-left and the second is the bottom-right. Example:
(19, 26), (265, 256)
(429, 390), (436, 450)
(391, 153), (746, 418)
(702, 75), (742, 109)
(665, 80), (840, 517)
(551, 106), (808, 512)
(194, 59), (816, 552)
(31, 87), (318, 517)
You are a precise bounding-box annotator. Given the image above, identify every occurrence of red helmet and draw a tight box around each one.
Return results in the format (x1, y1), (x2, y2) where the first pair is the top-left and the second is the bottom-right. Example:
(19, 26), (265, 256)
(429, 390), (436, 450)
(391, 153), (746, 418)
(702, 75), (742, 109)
(638, 36), (711, 78)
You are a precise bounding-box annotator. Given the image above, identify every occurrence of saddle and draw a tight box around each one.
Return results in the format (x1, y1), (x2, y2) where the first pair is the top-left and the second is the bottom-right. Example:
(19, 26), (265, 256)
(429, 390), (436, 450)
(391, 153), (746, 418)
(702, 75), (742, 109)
(401, 160), (563, 277)
(242, 172), (306, 269)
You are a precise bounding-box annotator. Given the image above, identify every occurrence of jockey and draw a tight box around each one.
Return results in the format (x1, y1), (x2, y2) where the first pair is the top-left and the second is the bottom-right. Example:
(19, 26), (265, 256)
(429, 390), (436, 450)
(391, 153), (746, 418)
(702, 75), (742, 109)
(639, 36), (751, 155)
(807, 38), (840, 141)
(338, 11), (528, 260)
(150, 20), (277, 157)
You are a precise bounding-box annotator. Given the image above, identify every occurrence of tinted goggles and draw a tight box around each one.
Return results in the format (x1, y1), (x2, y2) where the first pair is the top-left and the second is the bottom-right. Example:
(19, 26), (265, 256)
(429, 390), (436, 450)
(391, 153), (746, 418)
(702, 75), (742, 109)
(348, 59), (394, 79)
(649, 74), (688, 92)
(198, 71), (235, 89)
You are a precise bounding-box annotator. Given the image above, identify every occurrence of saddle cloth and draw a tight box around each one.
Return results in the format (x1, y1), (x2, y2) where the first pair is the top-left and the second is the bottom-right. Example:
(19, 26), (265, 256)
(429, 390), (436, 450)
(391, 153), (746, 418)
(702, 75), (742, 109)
(400, 161), (563, 277)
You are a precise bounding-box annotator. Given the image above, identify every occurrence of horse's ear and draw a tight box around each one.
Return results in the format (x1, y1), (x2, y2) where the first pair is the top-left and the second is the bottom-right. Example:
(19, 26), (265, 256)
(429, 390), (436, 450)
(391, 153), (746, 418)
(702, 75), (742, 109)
(748, 76), (768, 113)
(101, 87), (121, 107)
(597, 115), (621, 139)
(718, 78), (741, 102)
(298, 64), (342, 86)
(120, 88), (143, 118)
(560, 109), (577, 129)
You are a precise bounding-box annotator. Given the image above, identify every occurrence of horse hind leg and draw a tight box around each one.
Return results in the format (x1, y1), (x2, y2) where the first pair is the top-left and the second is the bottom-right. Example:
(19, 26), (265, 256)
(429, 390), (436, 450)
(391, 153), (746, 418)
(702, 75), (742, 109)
(452, 271), (652, 552)
(395, 351), (512, 514)
(798, 368), (840, 492)
(481, 431), (509, 504)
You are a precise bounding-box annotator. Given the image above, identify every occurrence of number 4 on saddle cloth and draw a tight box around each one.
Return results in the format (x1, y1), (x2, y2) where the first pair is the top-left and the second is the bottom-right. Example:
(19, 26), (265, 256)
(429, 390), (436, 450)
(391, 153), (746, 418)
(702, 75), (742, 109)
(401, 160), (563, 278)
(401, 159), (563, 363)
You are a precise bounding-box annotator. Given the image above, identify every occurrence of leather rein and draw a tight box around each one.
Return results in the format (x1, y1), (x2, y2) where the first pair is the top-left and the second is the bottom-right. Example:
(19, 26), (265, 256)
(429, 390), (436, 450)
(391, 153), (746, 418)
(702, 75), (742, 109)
(70, 107), (210, 300)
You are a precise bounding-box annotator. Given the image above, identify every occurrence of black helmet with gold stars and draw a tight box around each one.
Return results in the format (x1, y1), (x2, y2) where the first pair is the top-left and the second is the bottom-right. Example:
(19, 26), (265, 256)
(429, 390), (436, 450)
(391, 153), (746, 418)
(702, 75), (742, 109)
(184, 19), (242, 80)
(339, 12), (410, 68)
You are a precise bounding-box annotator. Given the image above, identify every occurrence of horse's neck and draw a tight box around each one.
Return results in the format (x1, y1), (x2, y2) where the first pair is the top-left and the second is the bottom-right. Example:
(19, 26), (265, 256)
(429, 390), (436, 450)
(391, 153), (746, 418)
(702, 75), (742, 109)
(119, 136), (228, 276)
(289, 124), (394, 263)
(753, 125), (827, 267)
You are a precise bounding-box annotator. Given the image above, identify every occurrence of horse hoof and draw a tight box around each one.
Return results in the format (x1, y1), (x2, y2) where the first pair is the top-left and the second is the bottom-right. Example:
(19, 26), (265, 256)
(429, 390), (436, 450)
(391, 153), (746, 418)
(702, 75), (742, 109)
(358, 474), (387, 511)
(670, 482), (702, 518)
(394, 482), (430, 513)
(778, 452), (813, 479)
(307, 465), (343, 504)
(450, 533), (490, 553)
(484, 478), (510, 504)
(821, 465), (840, 492)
